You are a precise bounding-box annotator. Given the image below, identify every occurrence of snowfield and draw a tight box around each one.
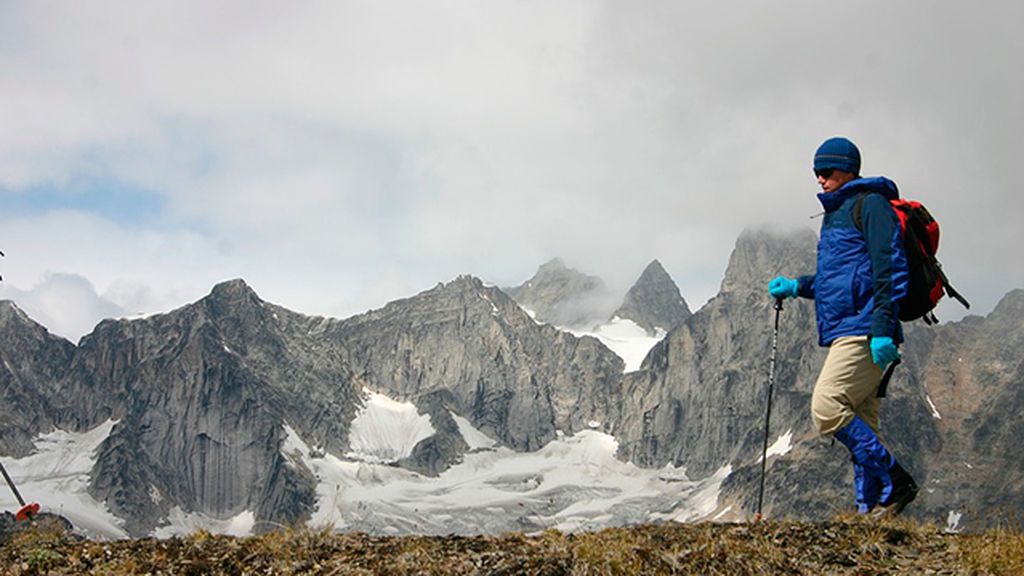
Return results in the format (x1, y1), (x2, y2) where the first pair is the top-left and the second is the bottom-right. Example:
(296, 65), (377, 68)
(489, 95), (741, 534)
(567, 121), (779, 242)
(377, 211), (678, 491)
(568, 316), (667, 373)
(4, 390), (737, 539)
(282, 390), (733, 536)
(346, 389), (436, 463)
(0, 420), (127, 539)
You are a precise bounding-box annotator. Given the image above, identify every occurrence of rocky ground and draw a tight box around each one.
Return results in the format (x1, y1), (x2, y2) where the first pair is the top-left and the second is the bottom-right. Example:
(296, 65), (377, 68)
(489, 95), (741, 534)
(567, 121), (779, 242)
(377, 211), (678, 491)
(1, 513), (1021, 575)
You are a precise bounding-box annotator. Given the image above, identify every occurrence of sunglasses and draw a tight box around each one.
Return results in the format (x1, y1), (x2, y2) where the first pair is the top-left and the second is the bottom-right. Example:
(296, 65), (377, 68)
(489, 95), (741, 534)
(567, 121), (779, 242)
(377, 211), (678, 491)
(814, 168), (835, 179)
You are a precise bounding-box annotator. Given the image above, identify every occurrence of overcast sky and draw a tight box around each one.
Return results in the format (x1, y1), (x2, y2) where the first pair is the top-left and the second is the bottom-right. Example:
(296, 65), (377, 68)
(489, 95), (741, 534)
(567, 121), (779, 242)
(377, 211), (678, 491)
(1, 1), (1021, 341)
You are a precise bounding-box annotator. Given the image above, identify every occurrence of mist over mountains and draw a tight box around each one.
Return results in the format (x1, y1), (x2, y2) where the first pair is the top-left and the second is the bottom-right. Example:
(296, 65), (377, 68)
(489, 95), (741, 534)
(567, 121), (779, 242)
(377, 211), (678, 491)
(1, 228), (1021, 537)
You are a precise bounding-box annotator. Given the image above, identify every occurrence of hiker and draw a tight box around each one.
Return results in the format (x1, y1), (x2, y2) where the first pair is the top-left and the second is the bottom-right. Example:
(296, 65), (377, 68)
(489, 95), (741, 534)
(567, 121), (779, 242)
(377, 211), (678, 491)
(768, 136), (919, 516)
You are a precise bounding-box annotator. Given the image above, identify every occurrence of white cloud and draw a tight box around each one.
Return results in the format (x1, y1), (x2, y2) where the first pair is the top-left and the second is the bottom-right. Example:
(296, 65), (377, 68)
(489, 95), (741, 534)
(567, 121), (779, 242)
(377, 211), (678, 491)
(0, 272), (123, 341)
(0, 1), (1020, 335)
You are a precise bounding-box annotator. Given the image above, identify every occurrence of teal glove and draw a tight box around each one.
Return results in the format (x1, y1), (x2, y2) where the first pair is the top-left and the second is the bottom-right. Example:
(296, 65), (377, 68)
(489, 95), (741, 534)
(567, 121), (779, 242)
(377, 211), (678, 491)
(870, 337), (900, 368)
(768, 276), (799, 299)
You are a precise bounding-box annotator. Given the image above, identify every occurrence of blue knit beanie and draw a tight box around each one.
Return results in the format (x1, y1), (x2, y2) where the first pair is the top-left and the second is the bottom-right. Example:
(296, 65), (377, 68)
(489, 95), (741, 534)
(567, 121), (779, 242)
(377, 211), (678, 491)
(814, 137), (861, 174)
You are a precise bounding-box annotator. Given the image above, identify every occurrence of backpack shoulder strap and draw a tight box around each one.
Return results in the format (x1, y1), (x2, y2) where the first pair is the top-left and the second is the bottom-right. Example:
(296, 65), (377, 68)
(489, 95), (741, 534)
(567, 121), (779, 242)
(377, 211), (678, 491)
(851, 191), (871, 232)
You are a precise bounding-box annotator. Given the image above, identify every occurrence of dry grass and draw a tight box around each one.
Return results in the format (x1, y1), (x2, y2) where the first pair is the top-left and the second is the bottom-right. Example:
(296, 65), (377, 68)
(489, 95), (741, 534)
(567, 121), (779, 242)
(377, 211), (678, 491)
(1, 515), (1021, 575)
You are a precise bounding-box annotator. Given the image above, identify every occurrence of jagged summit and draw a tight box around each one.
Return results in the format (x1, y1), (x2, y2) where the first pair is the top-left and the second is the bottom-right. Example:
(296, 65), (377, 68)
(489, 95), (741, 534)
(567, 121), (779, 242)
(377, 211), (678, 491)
(199, 278), (272, 330)
(0, 300), (34, 327)
(0, 299), (70, 348)
(991, 288), (1024, 318)
(207, 278), (261, 304)
(720, 228), (818, 296)
(434, 274), (487, 293)
(612, 260), (690, 335)
(505, 259), (612, 328)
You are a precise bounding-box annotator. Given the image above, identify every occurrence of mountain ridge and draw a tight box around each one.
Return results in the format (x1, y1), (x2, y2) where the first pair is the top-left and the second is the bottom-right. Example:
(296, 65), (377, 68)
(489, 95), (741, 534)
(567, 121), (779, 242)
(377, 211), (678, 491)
(1, 229), (1021, 535)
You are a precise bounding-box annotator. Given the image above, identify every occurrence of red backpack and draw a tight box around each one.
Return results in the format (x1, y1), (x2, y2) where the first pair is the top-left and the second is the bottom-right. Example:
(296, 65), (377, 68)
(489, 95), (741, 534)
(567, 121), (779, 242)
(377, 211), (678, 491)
(853, 194), (970, 325)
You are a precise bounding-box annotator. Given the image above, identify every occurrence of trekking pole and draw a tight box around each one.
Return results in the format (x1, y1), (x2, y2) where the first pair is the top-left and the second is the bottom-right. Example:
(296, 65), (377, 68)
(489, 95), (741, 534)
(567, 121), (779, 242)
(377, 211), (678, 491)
(755, 297), (783, 520)
(0, 459), (39, 522)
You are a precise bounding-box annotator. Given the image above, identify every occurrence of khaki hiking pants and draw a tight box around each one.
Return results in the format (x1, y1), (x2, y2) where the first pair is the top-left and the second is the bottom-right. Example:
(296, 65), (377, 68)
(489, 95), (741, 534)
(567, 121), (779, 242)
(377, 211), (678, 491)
(812, 335), (885, 437)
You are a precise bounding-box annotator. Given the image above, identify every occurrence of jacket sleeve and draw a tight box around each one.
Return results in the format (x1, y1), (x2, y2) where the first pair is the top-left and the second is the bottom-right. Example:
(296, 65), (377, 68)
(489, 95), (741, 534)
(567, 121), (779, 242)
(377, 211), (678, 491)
(797, 274), (815, 299)
(860, 194), (909, 339)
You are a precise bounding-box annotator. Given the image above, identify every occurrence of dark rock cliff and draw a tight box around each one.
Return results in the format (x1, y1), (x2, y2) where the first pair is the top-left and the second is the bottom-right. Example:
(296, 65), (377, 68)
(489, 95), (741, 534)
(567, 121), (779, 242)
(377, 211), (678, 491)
(0, 302), (74, 457)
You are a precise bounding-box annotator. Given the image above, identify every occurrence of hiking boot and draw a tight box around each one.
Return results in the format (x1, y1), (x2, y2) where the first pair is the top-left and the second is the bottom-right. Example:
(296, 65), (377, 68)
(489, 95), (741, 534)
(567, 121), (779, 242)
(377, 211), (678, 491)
(871, 461), (918, 518)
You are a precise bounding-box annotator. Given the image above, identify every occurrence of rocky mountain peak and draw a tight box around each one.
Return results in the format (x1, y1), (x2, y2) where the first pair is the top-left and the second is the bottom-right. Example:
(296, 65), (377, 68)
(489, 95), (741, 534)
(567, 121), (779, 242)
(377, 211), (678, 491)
(612, 260), (690, 335)
(0, 300), (30, 325)
(720, 228), (817, 296)
(436, 275), (486, 294)
(990, 288), (1024, 319)
(0, 300), (68, 346)
(208, 278), (260, 305)
(505, 259), (611, 328)
(200, 278), (270, 326)
(535, 257), (570, 276)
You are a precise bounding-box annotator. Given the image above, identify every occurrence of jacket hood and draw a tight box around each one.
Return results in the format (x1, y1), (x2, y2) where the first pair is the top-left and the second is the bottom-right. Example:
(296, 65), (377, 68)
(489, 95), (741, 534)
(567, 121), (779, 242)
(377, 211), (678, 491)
(817, 176), (899, 212)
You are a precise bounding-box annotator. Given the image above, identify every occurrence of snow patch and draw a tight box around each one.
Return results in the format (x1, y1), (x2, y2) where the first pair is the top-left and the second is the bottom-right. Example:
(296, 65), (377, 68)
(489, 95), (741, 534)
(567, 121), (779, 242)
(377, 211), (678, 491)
(656, 463), (691, 482)
(568, 317), (665, 372)
(479, 293), (500, 315)
(926, 395), (942, 419)
(154, 509), (256, 538)
(0, 420), (128, 539)
(451, 413), (497, 450)
(519, 305), (544, 325)
(284, 426), (730, 535)
(652, 465), (733, 524)
(282, 423), (320, 464)
(759, 430), (793, 462)
(945, 510), (963, 533)
(712, 506), (733, 521)
(346, 389), (435, 463)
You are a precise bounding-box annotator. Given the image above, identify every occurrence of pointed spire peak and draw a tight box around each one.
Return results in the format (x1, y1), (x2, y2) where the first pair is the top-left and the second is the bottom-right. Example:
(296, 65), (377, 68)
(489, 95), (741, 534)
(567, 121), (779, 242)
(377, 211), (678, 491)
(638, 259), (671, 280)
(615, 259), (690, 335)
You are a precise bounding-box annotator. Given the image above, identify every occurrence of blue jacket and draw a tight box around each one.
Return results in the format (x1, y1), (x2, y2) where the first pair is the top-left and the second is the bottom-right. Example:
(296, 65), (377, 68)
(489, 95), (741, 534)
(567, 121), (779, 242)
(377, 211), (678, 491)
(797, 177), (909, 347)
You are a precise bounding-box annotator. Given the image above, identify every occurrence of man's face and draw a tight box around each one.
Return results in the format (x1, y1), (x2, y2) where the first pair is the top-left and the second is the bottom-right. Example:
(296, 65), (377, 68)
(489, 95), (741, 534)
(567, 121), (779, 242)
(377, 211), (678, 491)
(815, 168), (856, 193)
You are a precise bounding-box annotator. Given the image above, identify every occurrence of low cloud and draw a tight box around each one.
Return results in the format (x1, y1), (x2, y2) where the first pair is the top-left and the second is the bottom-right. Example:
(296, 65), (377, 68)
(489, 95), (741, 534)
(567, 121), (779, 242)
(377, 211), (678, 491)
(0, 273), (124, 341)
(0, 1), (1020, 335)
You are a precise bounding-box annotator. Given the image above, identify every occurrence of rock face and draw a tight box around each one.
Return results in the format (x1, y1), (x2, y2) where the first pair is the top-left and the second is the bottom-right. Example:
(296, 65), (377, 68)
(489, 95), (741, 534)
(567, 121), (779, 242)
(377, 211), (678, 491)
(0, 230), (1021, 534)
(0, 302), (74, 457)
(612, 260), (691, 335)
(327, 276), (625, 474)
(505, 259), (613, 328)
(896, 289), (1024, 526)
(614, 229), (1022, 529)
(613, 229), (947, 520)
(77, 280), (361, 535)
(615, 229), (825, 479)
(0, 277), (625, 536)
